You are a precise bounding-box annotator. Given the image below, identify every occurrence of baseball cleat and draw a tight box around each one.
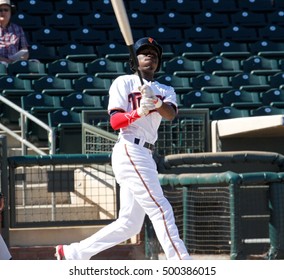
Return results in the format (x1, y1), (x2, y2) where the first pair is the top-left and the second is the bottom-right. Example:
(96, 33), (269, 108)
(55, 245), (65, 260)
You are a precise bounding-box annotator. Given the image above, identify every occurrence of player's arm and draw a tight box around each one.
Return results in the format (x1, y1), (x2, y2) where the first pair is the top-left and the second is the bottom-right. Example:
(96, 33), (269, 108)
(109, 105), (149, 130)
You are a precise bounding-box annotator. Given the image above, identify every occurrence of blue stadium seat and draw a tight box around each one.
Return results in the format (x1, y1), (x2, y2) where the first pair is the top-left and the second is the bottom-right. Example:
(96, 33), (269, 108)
(230, 11), (267, 28)
(96, 43), (128, 62)
(231, 73), (270, 91)
(221, 89), (262, 109)
(85, 58), (125, 79)
(194, 11), (230, 28)
(82, 12), (117, 30)
(250, 106), (284, 117)
(18, 0), (53, 15)
(32, 75), (73, 96)
(11, 12), (42, 31)
(241, 55), (281, 76)
(211, 41), (250, 59)
(157, 12), (193, 29)
(202, 56), (242, 76)
(191, 73), (232, 92)
(145, 26), (183, 44)
(44, 12), (81, 30)
(238, 0), (276, 12)
(165, 0), (201, 14)
(128, 0), (166, 14)
(48, 109), (82, 154)
(58, 44), (97, 62)
(54, 0), (91, 15)
(72, 75), (112, 95)
(261, 89), (284, 108)
(184, 25), (221, 43)
(221, 25), (258, 42)
(173, 42), (213, 60)
(203, 0), (239, 13)
(182, 90), (222, 109)
(258, 25), (284, 42)
(46, 59), (86, 79)
(164, 56), (203, 77)
(70, 27), (107, 45)
(249, 40), (284, 58)
(269, 72), (284, 89)
(29, 44), (59, 63)
(7, 60), (47, 80)
(155, 75), (192, 94)
(32, 27), (69, 46)
(21, 93), (62, 142)
(61, 92), (103, 112)
(211, 106), (250, 120)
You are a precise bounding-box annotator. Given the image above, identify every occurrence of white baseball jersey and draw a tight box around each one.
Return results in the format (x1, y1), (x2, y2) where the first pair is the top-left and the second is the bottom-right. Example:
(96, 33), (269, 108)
(108, 74), (177, 144)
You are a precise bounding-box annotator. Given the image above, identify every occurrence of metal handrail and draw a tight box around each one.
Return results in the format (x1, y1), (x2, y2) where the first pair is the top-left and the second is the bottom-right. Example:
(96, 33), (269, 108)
(0, 95), (56, 155)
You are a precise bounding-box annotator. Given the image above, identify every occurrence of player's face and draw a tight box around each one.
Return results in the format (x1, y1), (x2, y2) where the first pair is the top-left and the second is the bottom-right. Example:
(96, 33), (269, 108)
(137, 47), (159, 73)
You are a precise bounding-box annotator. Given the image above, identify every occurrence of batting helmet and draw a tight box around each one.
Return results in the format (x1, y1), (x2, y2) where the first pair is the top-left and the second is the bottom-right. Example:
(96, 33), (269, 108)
(129, 37), (163, 72)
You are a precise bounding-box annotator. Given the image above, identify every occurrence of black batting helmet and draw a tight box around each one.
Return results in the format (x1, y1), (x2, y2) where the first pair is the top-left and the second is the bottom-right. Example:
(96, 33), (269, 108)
(129, 37), (163, 72)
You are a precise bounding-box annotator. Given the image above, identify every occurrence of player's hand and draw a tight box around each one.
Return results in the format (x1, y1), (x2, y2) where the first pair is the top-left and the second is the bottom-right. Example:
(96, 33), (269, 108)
(137, 103), (149, 117)
(139, 84), (155, 98)
(139, 85), (163, 108)
(141, 97), (156, 111)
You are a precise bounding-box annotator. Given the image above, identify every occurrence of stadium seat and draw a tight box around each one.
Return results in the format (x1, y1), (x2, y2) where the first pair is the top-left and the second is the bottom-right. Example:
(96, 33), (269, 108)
(72, 75), (112, 95)
(184, 25), (221, 43)
(157, 12), (193, 29)
(164, 56), (203, 77)
(108, 29), (145, 45)
(238, 0), (276, 12)
(82, 12), (117, 30)
(128, 0), (166, 14)
(70, 27), (107, 45)
(250, 106), (284, 117)
(191, 73), (232, 92)
(274, 0), (284, 8)
(261, 89), (284, 108)
(96, 43), (128, 62)
(173, 42), (213, 60)
(269, 72), (284, 89)
(0, 75), (33, 124)
(44, 12), (81, 30)
(211, 41), (250, 59)
(85, 58), (125, 79)
(128, 12), (156, 30)
(181, 90), (222, 109)
(11, 12), (42, 31)
(54, 0), (91, 15)
(48, 109), (82, 154)
(221, 25), (258, 42)
(203, 0), (239, 13)
(155, 75), (192, 94)
(7, 60), (47, 80)
(89, 0), (114, 13)
(29, 44), (59, 63)
(145, 26), (183, 44)
(165, 0), (201, 14)
(258, 25), (284, 41)
(32, 27), (69, 46)
(46, 59), (86, 79)
(58, 44), (97, 62)
(202, 56), (242, 76)
(18, 0), (53, 15)
(61, 92), (103, 112)
(21, 92), (62, 142)
(231, 73), (270, 91)
(211, 106), (250, 120)
(249, 40), (284, 58)
(194, 11), (230, 28)
(241, 55), (280, 76)
(0, 63), (7, 77)
(230, 11), (267, 28)
(32, 75), (73, 96)
(221, 89), (262, 109)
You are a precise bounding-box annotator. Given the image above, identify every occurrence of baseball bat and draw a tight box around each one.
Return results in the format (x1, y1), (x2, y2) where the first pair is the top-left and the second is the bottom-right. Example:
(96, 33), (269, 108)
(110, 0), (144, 85)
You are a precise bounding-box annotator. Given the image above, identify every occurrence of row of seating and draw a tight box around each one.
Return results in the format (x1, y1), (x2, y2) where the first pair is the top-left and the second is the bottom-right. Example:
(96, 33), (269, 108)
(14, 0), (284, 16)
(22, 40), (284, 65)
(13, 10), (284, 33)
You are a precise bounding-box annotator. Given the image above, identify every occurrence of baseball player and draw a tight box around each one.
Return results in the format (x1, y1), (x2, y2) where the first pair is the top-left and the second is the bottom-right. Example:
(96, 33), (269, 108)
(55, 37), (191, 260)
(0, 192), (12, 260)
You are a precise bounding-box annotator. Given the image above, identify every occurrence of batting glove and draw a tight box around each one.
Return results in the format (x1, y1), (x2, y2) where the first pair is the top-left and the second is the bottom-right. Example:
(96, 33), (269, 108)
(139, 85), (163, 108)
(137, 103), (149, 117)
(141, 97), (156, 111)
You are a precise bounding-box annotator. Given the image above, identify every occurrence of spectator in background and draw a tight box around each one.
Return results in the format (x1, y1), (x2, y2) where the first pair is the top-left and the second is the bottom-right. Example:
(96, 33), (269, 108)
(0, 192), (12, 260)
(0, 0), (29, 67)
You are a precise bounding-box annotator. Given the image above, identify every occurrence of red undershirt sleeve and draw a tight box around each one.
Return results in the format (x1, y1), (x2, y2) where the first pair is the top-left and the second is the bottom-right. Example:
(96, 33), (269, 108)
(110, 110), (141, 130)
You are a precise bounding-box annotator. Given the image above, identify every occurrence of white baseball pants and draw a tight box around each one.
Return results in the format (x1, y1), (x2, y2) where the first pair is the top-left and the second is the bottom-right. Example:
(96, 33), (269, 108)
(63, 138), (191, 260)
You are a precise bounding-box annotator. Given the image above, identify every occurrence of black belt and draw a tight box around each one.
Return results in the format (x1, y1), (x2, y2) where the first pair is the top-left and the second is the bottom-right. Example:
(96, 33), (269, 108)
(134, 138), (154, 151)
